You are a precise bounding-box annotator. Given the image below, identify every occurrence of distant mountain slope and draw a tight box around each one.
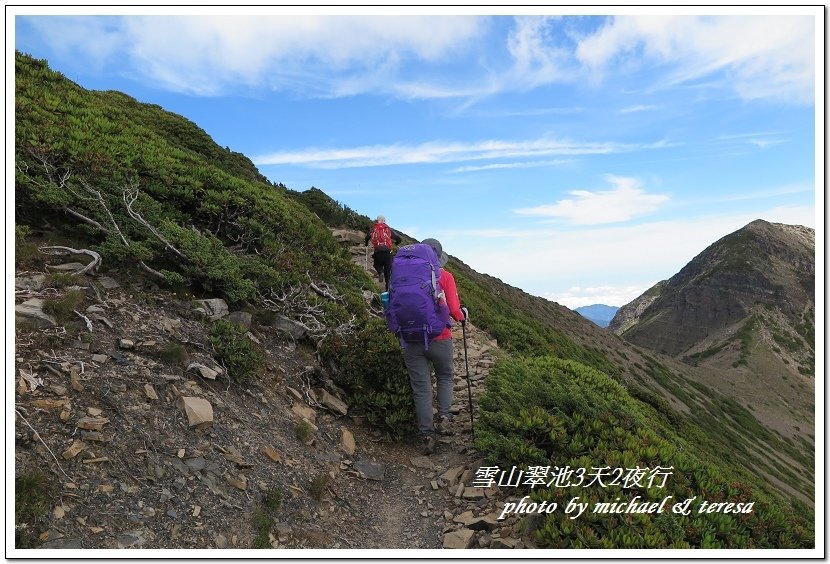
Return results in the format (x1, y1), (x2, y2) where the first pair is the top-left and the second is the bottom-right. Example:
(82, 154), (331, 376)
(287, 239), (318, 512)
(574, 304), (618, 327)
(609, 219), (815, 447)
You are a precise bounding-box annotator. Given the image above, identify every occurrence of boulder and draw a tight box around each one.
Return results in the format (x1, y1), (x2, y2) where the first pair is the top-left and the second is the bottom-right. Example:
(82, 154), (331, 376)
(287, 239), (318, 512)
(197, 298), (229, 320)
(353, 459), (385, 481)
(272, 315), (309, 339)
(340, 429), (356, 455)
(15, 299), (57, 329)
(291, 403), (317, 422)
(313, 388), (348, 416)
(226, 311), (252, 329)
(178, 397), (213, 429)
(330, 229), (366, 245)
(15, 274), (46, 291)
(442, 528), (475, 549)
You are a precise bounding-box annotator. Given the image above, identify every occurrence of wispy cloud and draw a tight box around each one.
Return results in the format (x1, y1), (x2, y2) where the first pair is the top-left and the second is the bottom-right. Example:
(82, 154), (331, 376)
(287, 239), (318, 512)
(451, 159), (573, 173)
(513, 175), (669, 225)
(619, 104), (661, 114)
(575, 15), (815, 104)
(254, 138), (668, 169)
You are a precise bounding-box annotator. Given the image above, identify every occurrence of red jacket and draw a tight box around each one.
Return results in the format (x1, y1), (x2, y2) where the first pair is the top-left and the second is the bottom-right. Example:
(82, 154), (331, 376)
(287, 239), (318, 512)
(434, 268), (464, 341)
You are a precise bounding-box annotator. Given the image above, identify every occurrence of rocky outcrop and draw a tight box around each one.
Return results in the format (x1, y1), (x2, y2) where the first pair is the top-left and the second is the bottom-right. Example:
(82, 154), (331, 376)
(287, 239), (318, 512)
(611, 220), (815, 358)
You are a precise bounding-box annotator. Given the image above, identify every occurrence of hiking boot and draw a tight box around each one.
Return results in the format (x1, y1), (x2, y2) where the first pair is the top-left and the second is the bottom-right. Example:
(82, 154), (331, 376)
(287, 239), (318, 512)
(421, 434), (436, 455)
(435, 415), (453, 436)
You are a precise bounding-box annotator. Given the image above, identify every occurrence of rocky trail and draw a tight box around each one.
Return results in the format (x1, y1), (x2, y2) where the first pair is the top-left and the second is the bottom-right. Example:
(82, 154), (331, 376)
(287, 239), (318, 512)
(13, 230), (531, 552)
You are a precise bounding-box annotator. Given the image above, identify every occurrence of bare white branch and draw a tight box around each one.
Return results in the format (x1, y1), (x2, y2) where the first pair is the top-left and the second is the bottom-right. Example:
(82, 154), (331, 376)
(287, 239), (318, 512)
(73, 310), (93, 332)
(39, 245), (101, 275)
(122, 184), (187, 261)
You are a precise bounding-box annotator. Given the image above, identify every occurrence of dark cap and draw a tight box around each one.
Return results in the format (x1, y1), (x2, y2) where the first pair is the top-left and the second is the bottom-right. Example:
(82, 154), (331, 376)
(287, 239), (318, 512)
(421, 238), (448, 267)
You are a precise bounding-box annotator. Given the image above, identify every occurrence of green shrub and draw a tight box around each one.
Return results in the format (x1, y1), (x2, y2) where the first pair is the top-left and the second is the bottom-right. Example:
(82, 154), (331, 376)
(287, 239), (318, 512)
(318, 318), (413, 440)
(476, 355), (814, 549)
(208, 319), (264, 384)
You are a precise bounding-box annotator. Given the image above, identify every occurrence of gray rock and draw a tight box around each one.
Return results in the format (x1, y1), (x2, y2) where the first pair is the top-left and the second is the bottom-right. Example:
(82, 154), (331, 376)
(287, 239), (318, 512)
(197, 298), (229, 320)
(116, 529), (147, 548)
(97, 276), (121, 289)
(49, 262), (86, 272)
(490, 537), (519, 549)
(313, 388), (348, 416)
(15, 274), (46, 291)
(226, 311), (252, 328)
(184, 456), (207, 472)
(409, 455), (435, 470)
(353, 459), (386, 481)
(41, 537), (83, 549)
(272, 315), (309, 339)
(15, 299), (57, 328)
(330, 229), (366, 245)
(119, 339), (135, 350)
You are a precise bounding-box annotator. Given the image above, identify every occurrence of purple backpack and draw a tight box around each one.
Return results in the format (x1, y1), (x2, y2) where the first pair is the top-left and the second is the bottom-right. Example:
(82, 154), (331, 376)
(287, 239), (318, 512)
(385, 243), (451, 348)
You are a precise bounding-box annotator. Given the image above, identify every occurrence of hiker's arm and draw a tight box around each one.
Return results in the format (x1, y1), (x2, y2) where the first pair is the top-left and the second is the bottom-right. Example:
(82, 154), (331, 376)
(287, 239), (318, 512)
(392, 230), (402, 245)
(441, 271), (464, 322)
(364, 232), (371, 245)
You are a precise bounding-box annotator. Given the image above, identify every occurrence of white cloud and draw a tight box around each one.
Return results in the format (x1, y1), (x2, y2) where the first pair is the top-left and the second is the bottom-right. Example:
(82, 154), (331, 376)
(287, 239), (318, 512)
(513, 175), (669, 225)
(442, 205), (816, 305)
(34, 15), (486, 96)
(544, 284), (658, 309)
(254, 138), (666, 169)
(451, 159), (573, 173)
(575, 15), (815, 104)
(619, 104), (660, 113)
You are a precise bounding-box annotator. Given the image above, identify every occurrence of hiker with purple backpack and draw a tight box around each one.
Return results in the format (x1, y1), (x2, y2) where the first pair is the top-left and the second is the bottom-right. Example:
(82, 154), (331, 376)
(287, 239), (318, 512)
(384, 238), (467, 455)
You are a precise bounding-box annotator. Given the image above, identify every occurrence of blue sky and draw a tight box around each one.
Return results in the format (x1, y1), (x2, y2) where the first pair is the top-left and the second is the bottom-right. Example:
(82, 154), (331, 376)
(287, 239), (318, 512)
(11, 7), (821, 308)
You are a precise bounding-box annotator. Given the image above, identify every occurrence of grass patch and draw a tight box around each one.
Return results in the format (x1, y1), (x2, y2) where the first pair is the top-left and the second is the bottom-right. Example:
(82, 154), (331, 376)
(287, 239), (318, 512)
(42, 290), (85, 325)
(251, 487), (283, 549)
(308, 474), (330, 501)
(159, 342), (188, 366)
(42, 272), (76, 289)
(15, 470), (53, 548)
(295, 420), (314, 443)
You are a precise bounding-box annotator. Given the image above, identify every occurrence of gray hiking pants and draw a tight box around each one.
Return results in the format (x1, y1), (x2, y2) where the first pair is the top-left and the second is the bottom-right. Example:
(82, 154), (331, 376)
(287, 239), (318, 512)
(403, 338), (454, 436)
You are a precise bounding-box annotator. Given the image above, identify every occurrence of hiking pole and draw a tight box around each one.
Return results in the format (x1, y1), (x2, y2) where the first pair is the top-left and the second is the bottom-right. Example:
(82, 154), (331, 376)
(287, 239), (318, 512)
(364, 245), (369, 270)
(461, 320), (475, 443)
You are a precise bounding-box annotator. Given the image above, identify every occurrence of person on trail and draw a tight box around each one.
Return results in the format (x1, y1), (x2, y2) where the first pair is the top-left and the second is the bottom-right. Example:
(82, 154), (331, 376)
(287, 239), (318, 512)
(401, 238), (467, 455)
(364, 215), (401, 291)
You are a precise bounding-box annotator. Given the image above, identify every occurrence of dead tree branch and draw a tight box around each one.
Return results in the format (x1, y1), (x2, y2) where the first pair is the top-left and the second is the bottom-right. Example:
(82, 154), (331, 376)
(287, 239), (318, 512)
(40, 245), (101, 275)
(123, 183), (188, 261)
(15, 409), (74, 483)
